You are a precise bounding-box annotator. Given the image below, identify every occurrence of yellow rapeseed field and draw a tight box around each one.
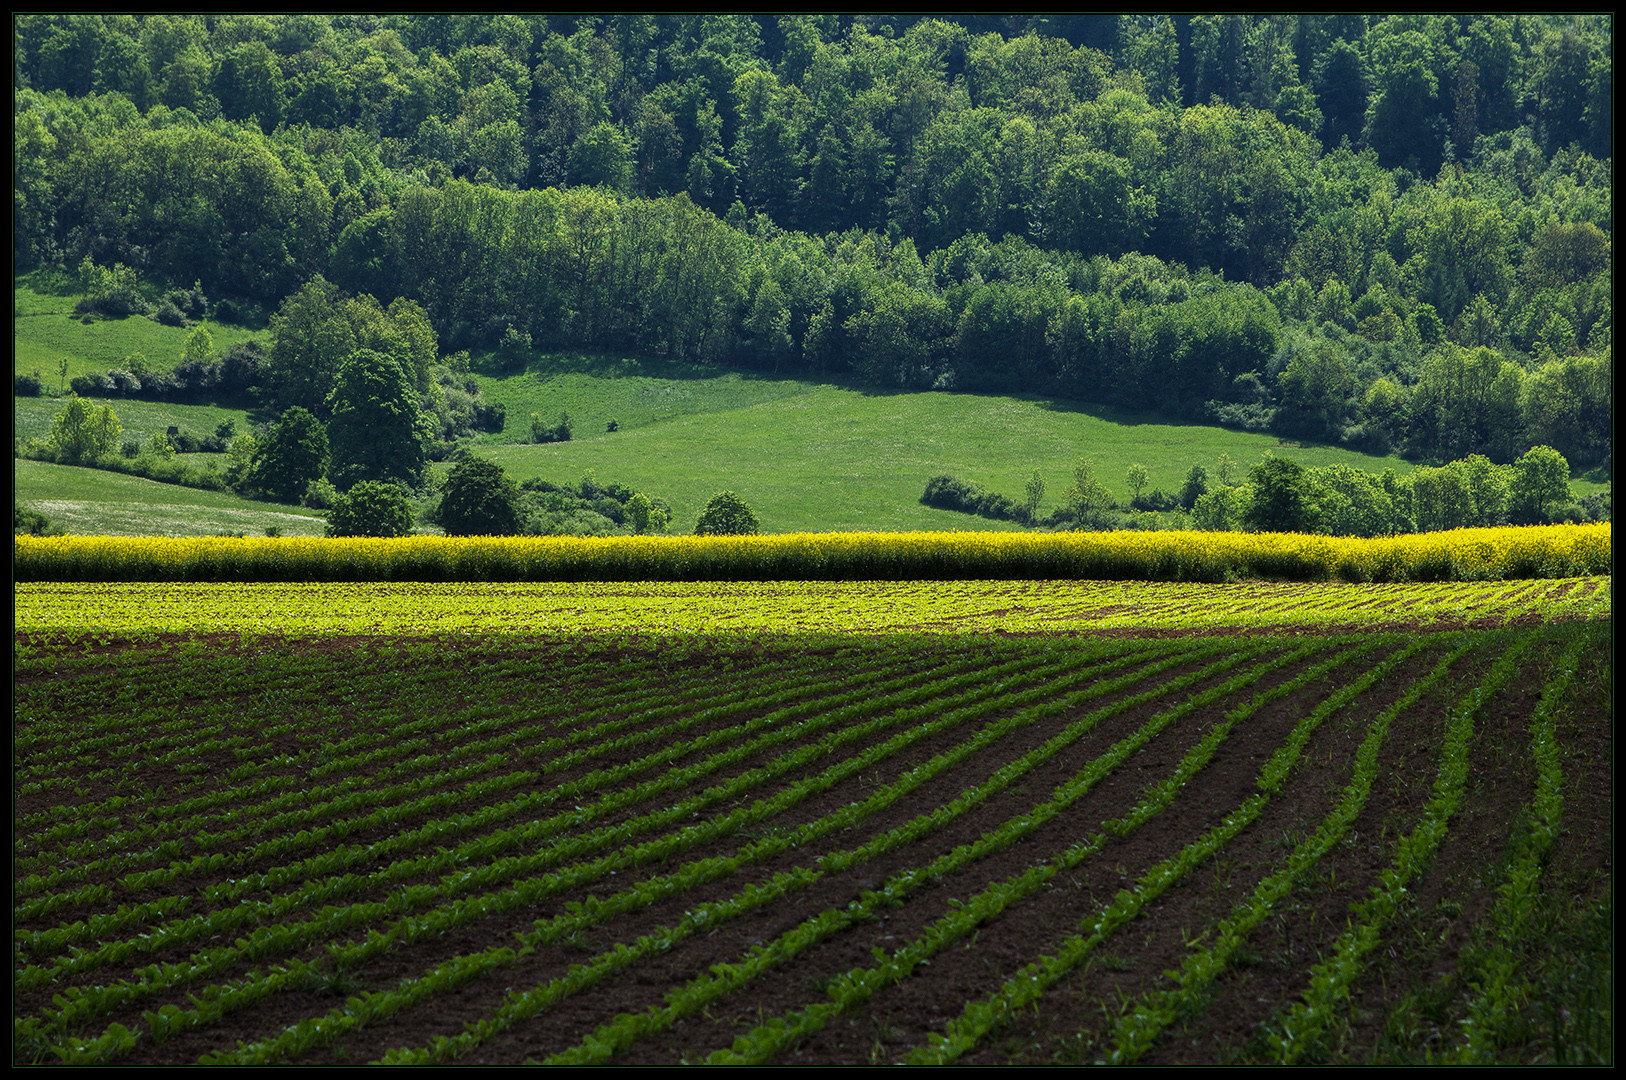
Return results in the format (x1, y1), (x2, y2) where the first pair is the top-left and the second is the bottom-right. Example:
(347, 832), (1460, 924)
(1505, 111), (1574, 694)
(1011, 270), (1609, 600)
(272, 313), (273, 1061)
(14, 524), (1610, 584)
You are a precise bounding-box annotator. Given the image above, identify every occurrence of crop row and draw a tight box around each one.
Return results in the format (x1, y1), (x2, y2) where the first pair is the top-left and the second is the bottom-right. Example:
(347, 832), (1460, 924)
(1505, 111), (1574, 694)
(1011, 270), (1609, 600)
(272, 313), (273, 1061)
(14, 623), (1607, 1064)
(14, 576), (1609, 640)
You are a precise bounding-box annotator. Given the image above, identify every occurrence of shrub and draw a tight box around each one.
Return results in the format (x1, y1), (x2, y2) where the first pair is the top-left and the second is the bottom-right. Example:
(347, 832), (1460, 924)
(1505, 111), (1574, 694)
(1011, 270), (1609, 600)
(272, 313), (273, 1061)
(15, 371), (42, 396)
(695, 491), (760, 536)
(327, 481), (413, 538)
(531, 411), (572, 443)
(14, 503), (62, 536)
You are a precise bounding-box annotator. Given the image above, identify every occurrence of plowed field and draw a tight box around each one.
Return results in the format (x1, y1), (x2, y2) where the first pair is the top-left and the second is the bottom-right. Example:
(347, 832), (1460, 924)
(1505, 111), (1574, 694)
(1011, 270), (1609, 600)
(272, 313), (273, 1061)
(13, 581), (1613, 1065)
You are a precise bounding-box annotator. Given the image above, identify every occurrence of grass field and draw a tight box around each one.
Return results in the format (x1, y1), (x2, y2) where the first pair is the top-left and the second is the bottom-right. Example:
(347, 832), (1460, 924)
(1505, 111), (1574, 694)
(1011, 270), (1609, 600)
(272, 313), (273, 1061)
(461, 352), (1436, 534)
(16, 284), (1607, 536)
(13, 579), (1613, 1066)
(14, 276), (261, 389)
(12, 460), (326, 537)
(13, 395), (267, 448)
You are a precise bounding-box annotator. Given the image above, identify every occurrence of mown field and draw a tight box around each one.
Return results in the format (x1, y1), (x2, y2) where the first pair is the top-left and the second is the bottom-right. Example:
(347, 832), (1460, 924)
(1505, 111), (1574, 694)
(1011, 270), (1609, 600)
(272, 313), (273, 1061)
(13, 578), (1612, 1066)
(13, 461), (326, 538)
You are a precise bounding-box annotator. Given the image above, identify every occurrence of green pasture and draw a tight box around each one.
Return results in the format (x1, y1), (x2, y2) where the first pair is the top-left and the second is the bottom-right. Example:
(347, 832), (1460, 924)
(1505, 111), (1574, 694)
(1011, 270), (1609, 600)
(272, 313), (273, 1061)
(468, 356), (1418, 533)
(13, 394), (266, 447)
(14, 275), (262, 387)
(13, 459), (325, 537)
(15, 300), (1605, 538)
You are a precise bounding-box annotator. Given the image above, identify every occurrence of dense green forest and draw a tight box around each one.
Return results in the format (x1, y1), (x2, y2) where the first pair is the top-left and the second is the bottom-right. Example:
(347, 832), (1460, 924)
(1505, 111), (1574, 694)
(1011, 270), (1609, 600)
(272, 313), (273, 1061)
(13, 14), (1612, 502)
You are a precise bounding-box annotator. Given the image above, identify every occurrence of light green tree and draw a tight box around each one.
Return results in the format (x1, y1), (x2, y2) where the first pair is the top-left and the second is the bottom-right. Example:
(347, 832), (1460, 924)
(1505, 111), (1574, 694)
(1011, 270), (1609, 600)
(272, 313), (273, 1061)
(182, 323), (214, 365)
(50, 395), (122, 464)
(1125, 463), (1149, 502)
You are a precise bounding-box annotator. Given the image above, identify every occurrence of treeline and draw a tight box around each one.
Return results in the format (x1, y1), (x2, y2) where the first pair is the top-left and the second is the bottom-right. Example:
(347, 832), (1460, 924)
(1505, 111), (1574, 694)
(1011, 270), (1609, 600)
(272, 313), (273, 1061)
(927, 446), (1602, 537)
(13, 14), (1613, 470)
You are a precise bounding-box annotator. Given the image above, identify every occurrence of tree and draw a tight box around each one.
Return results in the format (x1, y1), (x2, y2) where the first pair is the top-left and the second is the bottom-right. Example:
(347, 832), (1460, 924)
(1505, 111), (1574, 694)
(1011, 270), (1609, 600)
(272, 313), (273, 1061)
(1023, 470), (1047, 525)
(1178, 464), (1209, 510)
(437, 458), (521, 536)
(1508, 446), (1572, 525)
(627, 492), (668, 535)
(250, 406), (328, 503)
(1244, 456), (1317, 533)
(326, 349), (427, 491)
(1063, 460), (1113, 528)
(326, 480), (413, 538)
(695, 491), (760, 536)
(50, 395), (122, 464)
(1125, 463), (1148, 503)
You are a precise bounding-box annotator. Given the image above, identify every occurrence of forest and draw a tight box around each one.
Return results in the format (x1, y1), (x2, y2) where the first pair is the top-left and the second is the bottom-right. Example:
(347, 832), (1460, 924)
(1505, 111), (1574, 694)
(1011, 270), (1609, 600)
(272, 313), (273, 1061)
(12, 14), (1613, 505)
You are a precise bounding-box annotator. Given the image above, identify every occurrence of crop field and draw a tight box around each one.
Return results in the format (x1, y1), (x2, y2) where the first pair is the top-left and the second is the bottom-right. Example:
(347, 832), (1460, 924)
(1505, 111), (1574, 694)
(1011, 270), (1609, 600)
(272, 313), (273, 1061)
(12, 578), (1613, 1066)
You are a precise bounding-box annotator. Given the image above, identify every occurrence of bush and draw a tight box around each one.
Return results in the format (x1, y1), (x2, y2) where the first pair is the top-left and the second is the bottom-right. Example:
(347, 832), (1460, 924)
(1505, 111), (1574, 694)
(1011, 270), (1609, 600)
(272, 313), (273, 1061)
(695, 491), (760, 536)
(14, 502), (62, 536)
(531, 410), (572, 443)
(920, 475), (1022, 522)
(1131, 489), (1180, 512)
(50, 395), (122, 465)
(15, 371), (42, 396)
(327, 481), (414, 538)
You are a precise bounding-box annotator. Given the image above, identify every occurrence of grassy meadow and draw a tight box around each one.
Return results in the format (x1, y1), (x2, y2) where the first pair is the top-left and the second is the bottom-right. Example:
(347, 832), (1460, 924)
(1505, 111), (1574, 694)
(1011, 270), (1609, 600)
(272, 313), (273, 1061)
(457, 350), (1433, 534)
(15, 279), (1608, 537)
(13, 460), (325, 537)
(14, 276), (261, 389)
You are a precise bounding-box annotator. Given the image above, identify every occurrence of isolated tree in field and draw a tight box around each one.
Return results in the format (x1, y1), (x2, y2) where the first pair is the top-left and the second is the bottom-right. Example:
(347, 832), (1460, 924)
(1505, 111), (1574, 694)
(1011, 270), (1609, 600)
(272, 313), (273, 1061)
(1023, 470), (1046, 524)
(437, 458), (522, 536)
(250, 406), (328, 503)
(1125, 463), (1148, 503)
(1063, 461), (1113, 527)
(326, 480), (413, 538)
(326, 349), (426, 491)
(182, 323), (214, 366)
(50, 395), (122, 464)
(695, 491), (759, 535)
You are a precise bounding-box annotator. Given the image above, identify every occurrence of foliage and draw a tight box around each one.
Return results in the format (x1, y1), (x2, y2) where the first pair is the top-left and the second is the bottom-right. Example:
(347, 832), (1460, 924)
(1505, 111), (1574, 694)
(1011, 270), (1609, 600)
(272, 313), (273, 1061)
(1063, 461), (1114, 526)
(695, 491), (760, 536)
(531, 411), (573, 444)
(921, 475), (1021, 524)
(1509, 446), (1573, 525)
(326, 349), (427, 491)
(14, 502), (62, 536)
(250, 406), (328, 504)
(74, 257), (147, 317)
(626, 493), (668, 535)
(326, 481), (413, 538)
(49, 395), (122, 465)
(436, 458), (522, 537)
(1244, 456), (1316, 534)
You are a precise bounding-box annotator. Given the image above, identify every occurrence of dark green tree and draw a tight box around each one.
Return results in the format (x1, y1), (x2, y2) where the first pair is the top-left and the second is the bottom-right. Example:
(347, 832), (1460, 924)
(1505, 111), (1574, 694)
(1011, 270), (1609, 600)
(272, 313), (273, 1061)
(249, 405), (328, 503)
(1244, 456), (1317, 533)
(695, 491), (760, 535)
(326, 480), (414, 538)
(326, 349), (427, 491)
(436, 458), (522, 536)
